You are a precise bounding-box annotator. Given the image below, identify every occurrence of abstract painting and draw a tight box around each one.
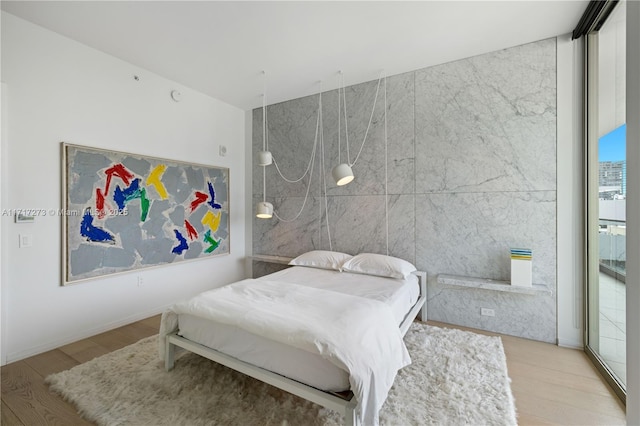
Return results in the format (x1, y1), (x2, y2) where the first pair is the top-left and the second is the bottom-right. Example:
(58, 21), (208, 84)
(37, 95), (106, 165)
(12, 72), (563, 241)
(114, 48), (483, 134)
(62, 143), (229, 284)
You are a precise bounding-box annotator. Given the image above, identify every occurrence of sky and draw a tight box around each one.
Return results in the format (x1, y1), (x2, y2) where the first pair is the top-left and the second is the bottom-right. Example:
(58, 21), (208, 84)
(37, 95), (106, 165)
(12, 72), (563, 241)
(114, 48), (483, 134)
(599, 124), (626, 162)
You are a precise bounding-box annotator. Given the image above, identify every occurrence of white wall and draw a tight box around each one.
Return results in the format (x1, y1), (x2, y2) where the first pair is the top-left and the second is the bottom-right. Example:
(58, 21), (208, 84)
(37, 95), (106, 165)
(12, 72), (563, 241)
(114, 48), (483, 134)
(0, 13), (247, 364)
(244, 109), (253, 278)
(1, 83), (7, 365)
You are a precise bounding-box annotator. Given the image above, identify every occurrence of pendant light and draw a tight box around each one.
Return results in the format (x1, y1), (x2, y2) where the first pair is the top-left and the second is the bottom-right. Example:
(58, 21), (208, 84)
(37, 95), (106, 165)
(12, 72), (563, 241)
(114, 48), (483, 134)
(257, 150), (272, 166)
(256, 201), (273, 218)
(332, 163), (354, 186)
(256, 71), (273, 218)
(332, 71), (384, 187)
(333, 71), (354, 186)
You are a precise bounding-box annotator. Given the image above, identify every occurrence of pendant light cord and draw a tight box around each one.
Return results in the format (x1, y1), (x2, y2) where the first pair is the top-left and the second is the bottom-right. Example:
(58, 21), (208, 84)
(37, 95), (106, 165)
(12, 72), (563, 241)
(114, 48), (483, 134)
(262, 71), (267, 152)
(272, 83), (333, 250)
(262, 71), (267, 204)
(383, 72), (389, 256)
(264, 72), (270, 153)
(337, 72), (341, 165)
(271, 101), (317, 183)
(319, 84), (333, 251)
(272, 88), (322, 223)
(342, 73), (350, 165)
(264, 71), (386, 254)
(342, 71), (384, 168)
(339, 70), (388, 253)
(273, 152), (316, 183)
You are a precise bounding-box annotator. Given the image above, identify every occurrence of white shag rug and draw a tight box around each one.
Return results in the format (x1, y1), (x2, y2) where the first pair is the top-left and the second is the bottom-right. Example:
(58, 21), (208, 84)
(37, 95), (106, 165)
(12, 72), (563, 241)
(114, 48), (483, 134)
(46, 323), (517, 425)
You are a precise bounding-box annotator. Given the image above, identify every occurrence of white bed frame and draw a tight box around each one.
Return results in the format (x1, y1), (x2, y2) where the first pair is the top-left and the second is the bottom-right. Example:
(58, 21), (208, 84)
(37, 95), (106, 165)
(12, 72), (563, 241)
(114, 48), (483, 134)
(165, 270), (427, 426)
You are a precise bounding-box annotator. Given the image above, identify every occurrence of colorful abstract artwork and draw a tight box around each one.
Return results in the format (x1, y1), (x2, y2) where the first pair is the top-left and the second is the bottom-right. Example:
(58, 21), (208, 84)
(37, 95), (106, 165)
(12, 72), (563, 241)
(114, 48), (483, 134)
(62, 143), (229, 284)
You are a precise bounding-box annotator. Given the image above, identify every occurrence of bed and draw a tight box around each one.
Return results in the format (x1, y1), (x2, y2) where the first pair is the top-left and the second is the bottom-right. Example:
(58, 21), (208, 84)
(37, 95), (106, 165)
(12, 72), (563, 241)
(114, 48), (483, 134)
(159, 252), (427, 426)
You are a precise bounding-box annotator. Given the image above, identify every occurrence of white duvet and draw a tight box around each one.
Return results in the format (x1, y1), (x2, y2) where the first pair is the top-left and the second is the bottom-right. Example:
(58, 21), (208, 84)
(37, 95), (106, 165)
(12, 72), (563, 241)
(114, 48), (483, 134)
(159, 278), (411, 425)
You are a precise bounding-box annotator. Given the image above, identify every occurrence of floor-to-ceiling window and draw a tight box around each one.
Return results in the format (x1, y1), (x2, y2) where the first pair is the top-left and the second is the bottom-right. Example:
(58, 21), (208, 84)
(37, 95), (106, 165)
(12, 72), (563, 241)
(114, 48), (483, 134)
(584, 0), (627, 400)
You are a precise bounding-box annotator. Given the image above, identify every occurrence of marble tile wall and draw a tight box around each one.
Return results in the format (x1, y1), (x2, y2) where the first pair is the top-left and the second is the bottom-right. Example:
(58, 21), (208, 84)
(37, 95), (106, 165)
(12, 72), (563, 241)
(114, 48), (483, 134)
(252, 38), (557, 342)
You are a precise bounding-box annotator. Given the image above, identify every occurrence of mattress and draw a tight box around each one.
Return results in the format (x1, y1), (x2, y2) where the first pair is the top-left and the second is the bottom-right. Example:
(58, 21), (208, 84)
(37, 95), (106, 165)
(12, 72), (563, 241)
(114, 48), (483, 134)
(177, 266), (419, 391)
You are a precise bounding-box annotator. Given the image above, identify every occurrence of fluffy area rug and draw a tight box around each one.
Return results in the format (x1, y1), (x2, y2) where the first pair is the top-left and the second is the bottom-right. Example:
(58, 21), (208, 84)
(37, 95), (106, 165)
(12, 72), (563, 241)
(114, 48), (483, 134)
(46, 323), (517, 425)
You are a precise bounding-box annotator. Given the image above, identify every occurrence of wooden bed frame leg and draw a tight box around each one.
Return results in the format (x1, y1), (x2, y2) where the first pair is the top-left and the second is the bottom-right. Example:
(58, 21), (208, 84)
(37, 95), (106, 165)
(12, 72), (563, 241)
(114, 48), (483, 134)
(165, 338), (176, 371)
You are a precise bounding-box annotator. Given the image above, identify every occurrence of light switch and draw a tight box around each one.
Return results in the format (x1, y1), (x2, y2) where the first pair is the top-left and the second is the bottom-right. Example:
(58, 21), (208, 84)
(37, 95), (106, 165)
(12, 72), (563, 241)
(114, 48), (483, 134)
(19, 234), (33, 248)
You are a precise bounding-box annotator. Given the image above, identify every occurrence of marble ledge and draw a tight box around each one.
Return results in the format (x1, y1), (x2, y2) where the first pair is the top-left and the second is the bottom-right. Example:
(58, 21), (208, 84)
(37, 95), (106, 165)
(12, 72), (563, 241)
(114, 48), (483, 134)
(437, 274), (552, 296)
(250, 254), (294, 265)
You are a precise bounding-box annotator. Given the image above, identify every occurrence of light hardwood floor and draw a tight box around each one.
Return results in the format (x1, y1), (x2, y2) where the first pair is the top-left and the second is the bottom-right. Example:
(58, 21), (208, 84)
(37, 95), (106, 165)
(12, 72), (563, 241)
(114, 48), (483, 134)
(1, 316), (626, 425)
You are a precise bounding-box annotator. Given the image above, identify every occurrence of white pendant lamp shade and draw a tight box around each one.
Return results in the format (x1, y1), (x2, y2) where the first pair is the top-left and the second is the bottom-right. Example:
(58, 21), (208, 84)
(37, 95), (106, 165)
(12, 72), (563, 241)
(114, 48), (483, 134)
(257, 150), (273, 166)
(332, 163), (354, 186)
(256, 201), (273, 219)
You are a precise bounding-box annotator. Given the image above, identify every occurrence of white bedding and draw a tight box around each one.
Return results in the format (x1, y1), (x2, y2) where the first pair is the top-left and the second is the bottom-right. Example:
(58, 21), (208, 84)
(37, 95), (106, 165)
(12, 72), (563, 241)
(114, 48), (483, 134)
(159, 267), (418, 425)
(259, 267), (420, 324)
(175, 267), (419, 391)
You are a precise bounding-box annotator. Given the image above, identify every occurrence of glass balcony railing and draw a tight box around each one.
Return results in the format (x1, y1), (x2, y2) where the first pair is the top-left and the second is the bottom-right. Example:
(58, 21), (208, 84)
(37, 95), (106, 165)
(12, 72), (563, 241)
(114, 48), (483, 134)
(599, 200), (626, 282)
(598, 217), (626, 386)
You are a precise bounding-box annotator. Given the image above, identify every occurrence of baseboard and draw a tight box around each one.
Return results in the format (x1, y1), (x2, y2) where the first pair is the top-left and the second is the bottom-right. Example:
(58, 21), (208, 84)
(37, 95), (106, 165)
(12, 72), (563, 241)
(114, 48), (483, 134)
(3, 304), (171, 365)
(557, 337), (584, 349)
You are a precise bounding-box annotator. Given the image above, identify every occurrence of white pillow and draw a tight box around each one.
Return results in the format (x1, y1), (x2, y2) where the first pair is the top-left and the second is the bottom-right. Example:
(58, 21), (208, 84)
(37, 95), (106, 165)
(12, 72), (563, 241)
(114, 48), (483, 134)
(288, 250), (353, 271)
(341, 253), (416, 279)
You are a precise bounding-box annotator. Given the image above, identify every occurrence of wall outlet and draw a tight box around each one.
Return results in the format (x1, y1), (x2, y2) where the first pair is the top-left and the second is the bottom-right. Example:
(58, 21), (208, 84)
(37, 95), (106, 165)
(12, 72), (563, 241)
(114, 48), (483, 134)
(481, 308), (495, 317)
(137, 276), (144, 287)
(18, 234), (33, 248)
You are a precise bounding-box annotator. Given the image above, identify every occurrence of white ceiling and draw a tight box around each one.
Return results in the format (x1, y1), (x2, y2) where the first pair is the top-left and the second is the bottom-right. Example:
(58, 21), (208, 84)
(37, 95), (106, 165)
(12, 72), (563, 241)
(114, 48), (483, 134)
(1, 1), (587, 111)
